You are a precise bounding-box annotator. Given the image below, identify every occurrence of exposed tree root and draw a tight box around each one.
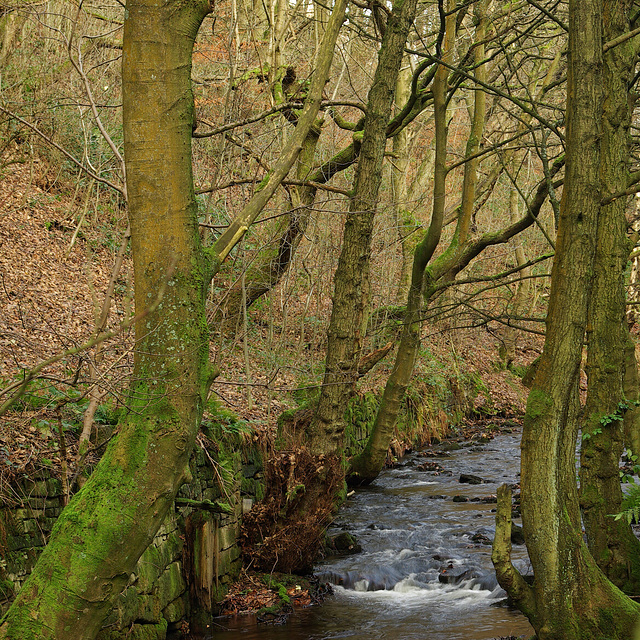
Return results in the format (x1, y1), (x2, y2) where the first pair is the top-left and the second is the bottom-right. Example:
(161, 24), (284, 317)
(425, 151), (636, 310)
(240, 448), (344, 573)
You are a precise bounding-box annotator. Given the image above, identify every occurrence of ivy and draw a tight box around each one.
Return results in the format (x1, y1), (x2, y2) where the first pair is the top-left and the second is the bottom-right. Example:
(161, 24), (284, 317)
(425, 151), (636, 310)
(613, 448), (640, 522)
(614, 483), (640, 524)
(583, 400), (640, 439)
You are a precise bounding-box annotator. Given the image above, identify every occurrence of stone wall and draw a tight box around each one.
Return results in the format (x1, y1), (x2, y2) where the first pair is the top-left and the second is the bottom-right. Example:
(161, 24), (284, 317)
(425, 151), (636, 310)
(0, 429), (264, 639)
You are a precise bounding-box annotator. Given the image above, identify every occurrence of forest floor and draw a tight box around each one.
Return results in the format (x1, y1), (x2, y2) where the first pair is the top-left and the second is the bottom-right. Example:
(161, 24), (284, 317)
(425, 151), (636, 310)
(0, 162), (544, 488)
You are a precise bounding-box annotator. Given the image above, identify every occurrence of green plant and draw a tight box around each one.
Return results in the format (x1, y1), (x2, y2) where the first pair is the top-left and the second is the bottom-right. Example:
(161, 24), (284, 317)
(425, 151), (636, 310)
(602, 400), (639, 427)
(583, 401), (640, 440)
(614, 483), (640, 524)
(204, 398), (252, 438)
(619, 448), (640, 484)
(261, 575), (292, 604)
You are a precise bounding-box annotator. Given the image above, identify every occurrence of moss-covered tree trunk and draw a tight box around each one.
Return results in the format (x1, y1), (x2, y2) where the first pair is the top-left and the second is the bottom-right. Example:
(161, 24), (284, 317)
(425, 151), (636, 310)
(0, 1), (351, 631)
(579, 0), (640, 594)
(493, 0), (640, 635)
(348, 0), (489, 483)
(0, 2), (214, 638)
(305, 0), (420, 456)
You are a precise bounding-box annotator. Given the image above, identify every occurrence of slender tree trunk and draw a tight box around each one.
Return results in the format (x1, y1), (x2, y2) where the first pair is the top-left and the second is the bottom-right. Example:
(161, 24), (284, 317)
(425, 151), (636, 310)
(348, 0), (489, 483)
(391, 59), (424, 305)
(493, 0), (640, 635)
(627, 217), (640, 325)
(499, 187), (530, 367)
(347, 2), (455, 481)
(0, 2), (214, 638)
(305, 0), (420, 456)
(579, 0), (640, 594)
(218, 123), (322, 333)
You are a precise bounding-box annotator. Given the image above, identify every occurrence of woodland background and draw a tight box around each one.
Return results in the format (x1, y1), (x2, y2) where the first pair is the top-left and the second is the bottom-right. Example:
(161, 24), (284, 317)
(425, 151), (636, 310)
(3, 0), (640, 638)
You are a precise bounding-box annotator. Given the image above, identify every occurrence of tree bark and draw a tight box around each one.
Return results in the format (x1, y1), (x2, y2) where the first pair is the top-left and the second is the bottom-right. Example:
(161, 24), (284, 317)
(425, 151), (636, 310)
(0, 2), (214, 638)
(494, 0), (640, 635)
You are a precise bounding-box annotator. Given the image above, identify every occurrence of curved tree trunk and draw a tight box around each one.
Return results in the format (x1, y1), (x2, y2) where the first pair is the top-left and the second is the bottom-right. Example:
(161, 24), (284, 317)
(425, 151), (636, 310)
(305, 0), (420, 457)
(493, 0), (640, 635)
(0, 2), (214, 637)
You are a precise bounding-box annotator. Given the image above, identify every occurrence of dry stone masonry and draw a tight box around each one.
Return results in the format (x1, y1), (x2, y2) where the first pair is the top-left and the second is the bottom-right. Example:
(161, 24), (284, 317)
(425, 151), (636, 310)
(0, 432), (264, 639)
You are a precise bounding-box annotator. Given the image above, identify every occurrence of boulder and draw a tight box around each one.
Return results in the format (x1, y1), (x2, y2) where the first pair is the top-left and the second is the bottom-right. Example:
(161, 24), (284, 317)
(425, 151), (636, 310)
(328, 532), (362, 554)
(459, 474), (484, 485)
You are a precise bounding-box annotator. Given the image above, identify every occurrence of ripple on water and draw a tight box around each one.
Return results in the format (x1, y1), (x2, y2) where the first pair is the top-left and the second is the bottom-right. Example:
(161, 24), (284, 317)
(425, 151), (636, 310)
(206, 431), (533, 640)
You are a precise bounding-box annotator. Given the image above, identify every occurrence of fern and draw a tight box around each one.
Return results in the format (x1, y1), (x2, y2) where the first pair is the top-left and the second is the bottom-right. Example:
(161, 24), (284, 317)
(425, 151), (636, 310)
(614, 483), (640, 524)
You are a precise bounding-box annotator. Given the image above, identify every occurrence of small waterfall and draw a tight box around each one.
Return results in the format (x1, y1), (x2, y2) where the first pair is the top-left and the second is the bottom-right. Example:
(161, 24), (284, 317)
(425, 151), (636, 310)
(208, 429), (533, 640)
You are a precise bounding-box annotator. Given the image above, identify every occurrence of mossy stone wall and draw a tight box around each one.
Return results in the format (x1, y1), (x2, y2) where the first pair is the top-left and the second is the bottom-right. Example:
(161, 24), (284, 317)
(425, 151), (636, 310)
(0, 437), (264, 639)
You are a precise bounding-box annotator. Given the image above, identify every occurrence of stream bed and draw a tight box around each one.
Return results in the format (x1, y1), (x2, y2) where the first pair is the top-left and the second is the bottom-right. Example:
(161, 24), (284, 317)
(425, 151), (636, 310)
(207, 429), (533, 640)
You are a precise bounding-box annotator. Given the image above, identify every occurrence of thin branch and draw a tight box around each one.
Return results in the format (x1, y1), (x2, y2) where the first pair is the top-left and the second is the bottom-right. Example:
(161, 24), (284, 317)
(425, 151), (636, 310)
(67, 14), (127, 195)
(0, 105), (125, 197)
(603, 24), (640, 52)
(195, 177), (351, 196)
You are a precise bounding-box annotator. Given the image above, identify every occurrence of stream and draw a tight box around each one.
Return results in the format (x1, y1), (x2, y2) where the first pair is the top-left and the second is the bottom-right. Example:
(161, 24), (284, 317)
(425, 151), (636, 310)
(206, 428), (533, 640)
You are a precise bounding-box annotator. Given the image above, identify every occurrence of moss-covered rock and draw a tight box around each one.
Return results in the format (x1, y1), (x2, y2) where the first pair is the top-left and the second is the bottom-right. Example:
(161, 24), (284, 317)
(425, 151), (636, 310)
(156, 561), (186, 609)
(97, 618), (167, 640)
(162, 595), (187, 623)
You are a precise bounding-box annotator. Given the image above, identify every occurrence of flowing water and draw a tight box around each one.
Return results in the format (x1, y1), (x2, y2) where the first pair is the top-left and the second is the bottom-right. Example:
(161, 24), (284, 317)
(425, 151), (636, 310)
(206, 429), (533, 640)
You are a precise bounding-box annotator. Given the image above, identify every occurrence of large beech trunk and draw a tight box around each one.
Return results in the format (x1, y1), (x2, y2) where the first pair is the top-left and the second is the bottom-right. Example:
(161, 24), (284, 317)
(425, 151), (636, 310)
(0, 2), (214, 638)
(493, 0), (640, 636)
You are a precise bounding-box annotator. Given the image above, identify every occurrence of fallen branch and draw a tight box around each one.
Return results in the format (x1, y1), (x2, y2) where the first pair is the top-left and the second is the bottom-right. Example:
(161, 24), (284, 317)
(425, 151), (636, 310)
(357, 342), (394, 377)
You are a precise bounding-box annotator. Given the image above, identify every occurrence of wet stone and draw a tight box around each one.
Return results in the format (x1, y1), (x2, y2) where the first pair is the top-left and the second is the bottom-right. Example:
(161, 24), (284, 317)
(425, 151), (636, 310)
(511, 524), (525, 545)
(328, 532), (362, 554)
(459, 474), (485, 485)
(438, 566), (472, 584)
(471, 532), (492, 545)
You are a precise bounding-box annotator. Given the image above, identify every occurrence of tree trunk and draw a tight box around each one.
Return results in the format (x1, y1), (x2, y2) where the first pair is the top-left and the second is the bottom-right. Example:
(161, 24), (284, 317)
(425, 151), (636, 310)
(0, 2), (214, 638)
(348, 0), (488, 483)
(579, 0), (640, 594)
(218, 123), (322, 334)
(499, 187), (530, 368)
(0, 0), (352, 627)
(493, 0), (640, 635)
(305, 0), (420, 456)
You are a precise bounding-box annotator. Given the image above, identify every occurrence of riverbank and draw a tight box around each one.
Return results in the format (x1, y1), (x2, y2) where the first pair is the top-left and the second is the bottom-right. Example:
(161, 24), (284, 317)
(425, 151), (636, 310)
(203, 423), (531, 640)
(214, 416), (523, 625)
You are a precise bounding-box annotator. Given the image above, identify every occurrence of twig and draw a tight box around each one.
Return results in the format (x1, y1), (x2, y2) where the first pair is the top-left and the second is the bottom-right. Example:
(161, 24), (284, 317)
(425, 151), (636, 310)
(0, 105), (125, 197)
